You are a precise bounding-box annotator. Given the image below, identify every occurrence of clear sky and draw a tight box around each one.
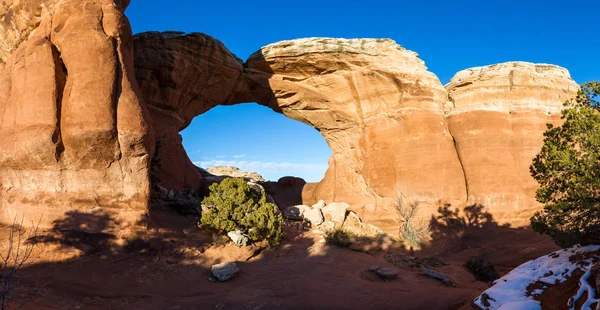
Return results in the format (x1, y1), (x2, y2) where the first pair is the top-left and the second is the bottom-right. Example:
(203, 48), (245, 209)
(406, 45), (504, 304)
(126, 0), (599, 182)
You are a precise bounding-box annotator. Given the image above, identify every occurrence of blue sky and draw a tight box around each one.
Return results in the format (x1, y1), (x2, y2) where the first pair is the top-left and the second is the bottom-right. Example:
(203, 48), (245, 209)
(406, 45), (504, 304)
(126, 0), (599, 182)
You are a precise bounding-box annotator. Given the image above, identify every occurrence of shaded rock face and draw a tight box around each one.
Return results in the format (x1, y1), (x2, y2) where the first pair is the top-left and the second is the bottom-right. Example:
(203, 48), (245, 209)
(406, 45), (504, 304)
(0, 0), (153, 228)
(133, 31), (245, 191)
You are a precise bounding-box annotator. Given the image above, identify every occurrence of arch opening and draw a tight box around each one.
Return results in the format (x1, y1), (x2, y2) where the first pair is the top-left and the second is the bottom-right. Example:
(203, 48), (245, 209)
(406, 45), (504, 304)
(182, 103), (331, 183)
(179, 102), (332, 208)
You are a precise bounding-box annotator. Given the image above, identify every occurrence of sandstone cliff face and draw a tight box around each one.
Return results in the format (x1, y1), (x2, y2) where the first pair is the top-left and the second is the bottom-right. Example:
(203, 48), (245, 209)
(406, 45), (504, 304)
(446, 62), (578, 223)
(0, 0), (59, 62)
(0, 0), (153, 229)
(244, 38), (467, 220)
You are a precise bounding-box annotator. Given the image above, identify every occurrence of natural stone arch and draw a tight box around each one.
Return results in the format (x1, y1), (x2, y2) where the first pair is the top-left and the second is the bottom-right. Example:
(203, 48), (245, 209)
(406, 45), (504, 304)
(133, 33), (468, 223)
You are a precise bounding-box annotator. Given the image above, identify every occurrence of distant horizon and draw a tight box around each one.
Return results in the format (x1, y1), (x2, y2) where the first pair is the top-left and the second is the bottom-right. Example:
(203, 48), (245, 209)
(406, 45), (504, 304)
(127, 0), (599, 182)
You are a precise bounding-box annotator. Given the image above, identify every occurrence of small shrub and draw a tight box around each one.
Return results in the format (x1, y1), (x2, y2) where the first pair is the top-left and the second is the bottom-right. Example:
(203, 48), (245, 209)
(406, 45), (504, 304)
(200, 178), (283, 245)
(325, 229), (358, 247)
(465, 256), (499, 282)
(394, 197), (432, 250)
(1, 217), (42, 309)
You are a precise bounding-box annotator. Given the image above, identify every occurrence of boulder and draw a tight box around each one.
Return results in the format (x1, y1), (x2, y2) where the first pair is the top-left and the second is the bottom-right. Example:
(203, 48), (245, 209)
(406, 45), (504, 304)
(322, 202), (349, 227)
(341, 211), (363, 234)
(316, 221), (336, 235)
(303, 208), (324, 227)
(227, 231), (249, 246)
(211, 262), (240, 282)
(284, 205), (310, 221)
(312, 200), (326, 210)
(369, 265), (381, 272)
(375, 267), (400, 280)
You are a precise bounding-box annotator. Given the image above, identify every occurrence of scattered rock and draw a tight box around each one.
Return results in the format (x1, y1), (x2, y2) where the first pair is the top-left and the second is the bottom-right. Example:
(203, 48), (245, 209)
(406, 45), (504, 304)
(422, 267), (457, 286)
(341, 211), (363, 234)
(369, 265), (381, 272)
(284, 205), (309, 220)
(211, 262), (240, 282)
(364, 223), (384, 236)
(322, 202), (349, 227)
(312, 200), (326, 210)
(227, 230), (249, 246)
(375, 267), (400, 280)
(316, 221), (335, 234)
(303, 207), (324, 226)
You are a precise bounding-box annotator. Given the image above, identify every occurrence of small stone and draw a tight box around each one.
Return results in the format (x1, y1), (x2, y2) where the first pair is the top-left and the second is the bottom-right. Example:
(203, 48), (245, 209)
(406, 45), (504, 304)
(284, 205), (309, 220)
(208, 275), (217, 282)
(211, 262), (240, 282)
(168, 189), (175, 200)
(227, 230), (249, 246)
(422, 267), (457, 286)
(369, 265), (381, 272)
(375, 267), (399, 280)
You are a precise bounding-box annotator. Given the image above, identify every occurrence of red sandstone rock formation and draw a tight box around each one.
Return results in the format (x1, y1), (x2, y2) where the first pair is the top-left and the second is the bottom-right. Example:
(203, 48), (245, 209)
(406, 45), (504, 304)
(0, 4), (580, 229)
(0, 0), (153, 229)
(243, 38), (468, 222)
(133, 31), (245, 191)
(446, 62), (578, 223)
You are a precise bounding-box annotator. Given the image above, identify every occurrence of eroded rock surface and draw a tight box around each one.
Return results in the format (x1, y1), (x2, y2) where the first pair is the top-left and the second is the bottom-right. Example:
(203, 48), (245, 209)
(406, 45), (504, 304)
(245, 38), (468, 222)
(133, 31), (245, 191)
(0, 10), (580, 230)
(446, 62), (578, 223)
(0, 0), (153, 229)
(131, 33), (578, 225)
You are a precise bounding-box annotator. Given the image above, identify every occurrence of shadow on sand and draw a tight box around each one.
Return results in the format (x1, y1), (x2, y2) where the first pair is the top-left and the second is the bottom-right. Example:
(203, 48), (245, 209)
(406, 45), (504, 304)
(0, 198), (559, 310)
(1, 47), (560, 310)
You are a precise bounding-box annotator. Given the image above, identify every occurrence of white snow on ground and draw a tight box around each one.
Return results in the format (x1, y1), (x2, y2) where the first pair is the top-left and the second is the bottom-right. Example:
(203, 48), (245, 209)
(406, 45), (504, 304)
(474, 245), (600, 310)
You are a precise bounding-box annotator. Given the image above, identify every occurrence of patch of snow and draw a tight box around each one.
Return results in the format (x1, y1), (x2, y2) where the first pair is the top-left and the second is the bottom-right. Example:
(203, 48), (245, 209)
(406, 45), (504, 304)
(474, 245), (600, 310)
(568, 269), (600, 310)
(497, 300), (541, 310)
